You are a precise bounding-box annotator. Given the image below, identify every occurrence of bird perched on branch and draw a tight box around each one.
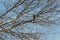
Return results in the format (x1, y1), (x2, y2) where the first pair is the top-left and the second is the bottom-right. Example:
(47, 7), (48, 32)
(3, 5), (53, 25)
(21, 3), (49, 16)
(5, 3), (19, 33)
(33, 14), (39, 21)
